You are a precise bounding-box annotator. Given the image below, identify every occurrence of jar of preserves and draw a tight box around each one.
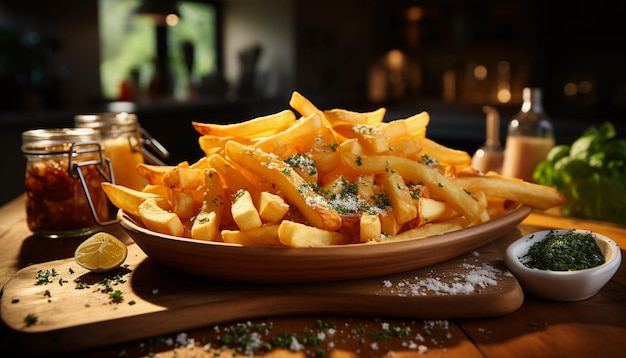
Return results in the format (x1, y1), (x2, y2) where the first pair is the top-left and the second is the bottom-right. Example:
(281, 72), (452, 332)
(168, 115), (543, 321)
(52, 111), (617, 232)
(74, 112), (169, 191)
(22, 128), (113, 238)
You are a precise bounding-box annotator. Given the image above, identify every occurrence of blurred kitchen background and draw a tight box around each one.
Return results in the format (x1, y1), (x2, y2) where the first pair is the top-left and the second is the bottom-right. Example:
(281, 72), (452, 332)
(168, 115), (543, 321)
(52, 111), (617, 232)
(1, 0), (625, 205)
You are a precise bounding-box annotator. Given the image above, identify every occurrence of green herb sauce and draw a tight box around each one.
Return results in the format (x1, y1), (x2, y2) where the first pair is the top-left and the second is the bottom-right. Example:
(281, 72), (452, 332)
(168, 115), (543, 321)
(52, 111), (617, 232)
(522, 230), (605, 271)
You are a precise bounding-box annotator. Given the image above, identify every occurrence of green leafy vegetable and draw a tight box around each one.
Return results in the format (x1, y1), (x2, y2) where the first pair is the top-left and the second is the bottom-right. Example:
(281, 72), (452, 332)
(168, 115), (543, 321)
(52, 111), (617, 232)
(533, 122), (626, 224)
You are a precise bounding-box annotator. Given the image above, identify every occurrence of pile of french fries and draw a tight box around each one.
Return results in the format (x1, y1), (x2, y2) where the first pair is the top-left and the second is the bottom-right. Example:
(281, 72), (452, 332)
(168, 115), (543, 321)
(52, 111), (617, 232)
(102, 91), (566, 247)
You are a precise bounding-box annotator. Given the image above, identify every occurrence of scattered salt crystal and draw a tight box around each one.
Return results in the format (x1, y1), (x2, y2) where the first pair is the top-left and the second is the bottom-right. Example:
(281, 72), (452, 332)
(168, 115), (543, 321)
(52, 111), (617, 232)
(176, 332), (188, 346)
(290, 336), (304, 351)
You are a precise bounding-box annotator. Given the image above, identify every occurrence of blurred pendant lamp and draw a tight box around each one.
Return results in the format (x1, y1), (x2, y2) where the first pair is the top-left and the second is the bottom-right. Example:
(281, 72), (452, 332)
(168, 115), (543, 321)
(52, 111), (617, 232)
(136, 0), (180, 26)
(136, 0), (180, 97)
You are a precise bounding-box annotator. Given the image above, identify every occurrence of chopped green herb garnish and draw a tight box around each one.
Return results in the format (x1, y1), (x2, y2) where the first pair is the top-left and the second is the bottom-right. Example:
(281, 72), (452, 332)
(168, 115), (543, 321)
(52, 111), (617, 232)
(522, 230), (605, 271)
(24, 313), (38, 327)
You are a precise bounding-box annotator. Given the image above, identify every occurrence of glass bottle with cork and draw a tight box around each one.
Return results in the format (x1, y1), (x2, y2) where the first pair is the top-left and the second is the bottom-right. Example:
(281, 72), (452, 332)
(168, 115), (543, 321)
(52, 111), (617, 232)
(501, 87), (555, 182)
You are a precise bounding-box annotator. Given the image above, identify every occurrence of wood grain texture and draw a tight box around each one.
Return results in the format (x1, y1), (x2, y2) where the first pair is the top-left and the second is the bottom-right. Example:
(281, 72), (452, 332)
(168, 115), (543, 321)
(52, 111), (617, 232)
(2, 236), (522, 356)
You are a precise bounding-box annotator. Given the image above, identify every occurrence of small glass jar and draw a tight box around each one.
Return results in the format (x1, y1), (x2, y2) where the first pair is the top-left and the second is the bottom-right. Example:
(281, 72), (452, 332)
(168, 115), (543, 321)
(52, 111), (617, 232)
(74, 112), (169, 191)
(75, 113), (146, 190)
(22, 128), (113, 238)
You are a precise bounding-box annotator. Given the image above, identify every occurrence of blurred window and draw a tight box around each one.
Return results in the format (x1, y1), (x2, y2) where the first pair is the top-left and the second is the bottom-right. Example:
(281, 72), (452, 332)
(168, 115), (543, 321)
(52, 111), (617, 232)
(98, 0), (218, 100)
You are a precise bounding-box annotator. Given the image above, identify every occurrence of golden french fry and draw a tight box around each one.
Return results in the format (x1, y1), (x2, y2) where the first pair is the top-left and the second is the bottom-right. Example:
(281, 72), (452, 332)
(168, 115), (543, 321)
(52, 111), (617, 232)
(386, 138), (421, 158)
(231, 189), (263, 231)
(256, 191), (290, 223)
(198, 135), (249, 157)
(289, 91), (321, 118)
(278, 220), (352, 247)
(376, 217), (469, 242)
(170, 189), (196, 219)
(142, 184), (170, 199)
(420, 138), (472, 171)
(221, 224), (282, 246)
(192, 109), (296, 138)
(323, 108), (369, 126)
(360, 212), (381, 242)
(323, 107), (386, 126)
(402, 111), (430, 135)
(254, 112), (324, 158)
(225, 141), (342, 231)
(382, 169), (417, 225)
(191, 169), (226, 241)
(208, 154), (257, 193)
(101, 182), (170, 217)
(333, 124), (389, 153)
(138, 198), (185, 237)
(380, 211), (403, 236)
(136, 163), (174, 185)
(410, 197), (457, 227)
(451, 173), (566, 210)
(164, 166), (205, 191)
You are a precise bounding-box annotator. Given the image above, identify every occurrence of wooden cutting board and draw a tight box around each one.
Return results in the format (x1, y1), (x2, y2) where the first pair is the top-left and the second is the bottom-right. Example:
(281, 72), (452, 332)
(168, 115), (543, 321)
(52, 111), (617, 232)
(1, 230), (523, 356)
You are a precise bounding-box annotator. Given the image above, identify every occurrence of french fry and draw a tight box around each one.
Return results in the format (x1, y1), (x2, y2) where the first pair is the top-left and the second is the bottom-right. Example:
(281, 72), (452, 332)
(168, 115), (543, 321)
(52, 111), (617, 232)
(198, 135), (248, 157)
(222, 224), (282, 246)
(382, 169), (417, 225)
(225, 141), (342, 232)
(420, 138), (472, 172)
(191, 169), (226, 241)
(136, 163), (173, 185)
(278, 220), (352, 247)
(192, 109), (296, 138)
(101, 182), (170, 217)
(138, 198), (185, 237)
(256, 191), (290, 223)
(289, 91), (321, 118)
(376, 217), (469, 242)
(332, 124), (390, 153)
(360, 212), (382, 242)
(142, 184), (170, 199)
(402, 111), (430, 135)
(208, 154), (258, 193)
(164, 166), (205, 191)
(230, 189), (263, 231)
(171, 189), (197, 219)
(254, 111), (324, 158)
(451, 173), (566, 210)
(380, 211), (403, 236)
(323, 107), (386, 126)
(409, 197), (457, 227)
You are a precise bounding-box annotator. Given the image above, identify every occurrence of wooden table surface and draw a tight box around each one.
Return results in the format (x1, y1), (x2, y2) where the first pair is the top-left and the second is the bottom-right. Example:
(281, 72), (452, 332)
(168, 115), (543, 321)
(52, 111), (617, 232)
(1, 195), (625, 358)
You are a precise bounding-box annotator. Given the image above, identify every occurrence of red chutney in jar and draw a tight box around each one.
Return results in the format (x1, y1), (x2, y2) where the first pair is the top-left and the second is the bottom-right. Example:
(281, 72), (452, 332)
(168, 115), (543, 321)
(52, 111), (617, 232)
(22, 128), (110, 237)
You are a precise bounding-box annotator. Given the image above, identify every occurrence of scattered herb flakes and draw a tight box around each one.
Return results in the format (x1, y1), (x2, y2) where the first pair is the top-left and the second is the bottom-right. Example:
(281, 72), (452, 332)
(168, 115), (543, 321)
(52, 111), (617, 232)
(34, 268), (59, 285)
(24, 313), (38, 327)
(131, 318), (452, 357)
(109, 290), (124, 304)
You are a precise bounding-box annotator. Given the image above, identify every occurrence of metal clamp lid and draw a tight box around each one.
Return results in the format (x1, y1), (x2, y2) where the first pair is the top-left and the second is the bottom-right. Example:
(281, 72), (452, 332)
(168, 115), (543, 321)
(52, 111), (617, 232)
(68, 141), (118, 226)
